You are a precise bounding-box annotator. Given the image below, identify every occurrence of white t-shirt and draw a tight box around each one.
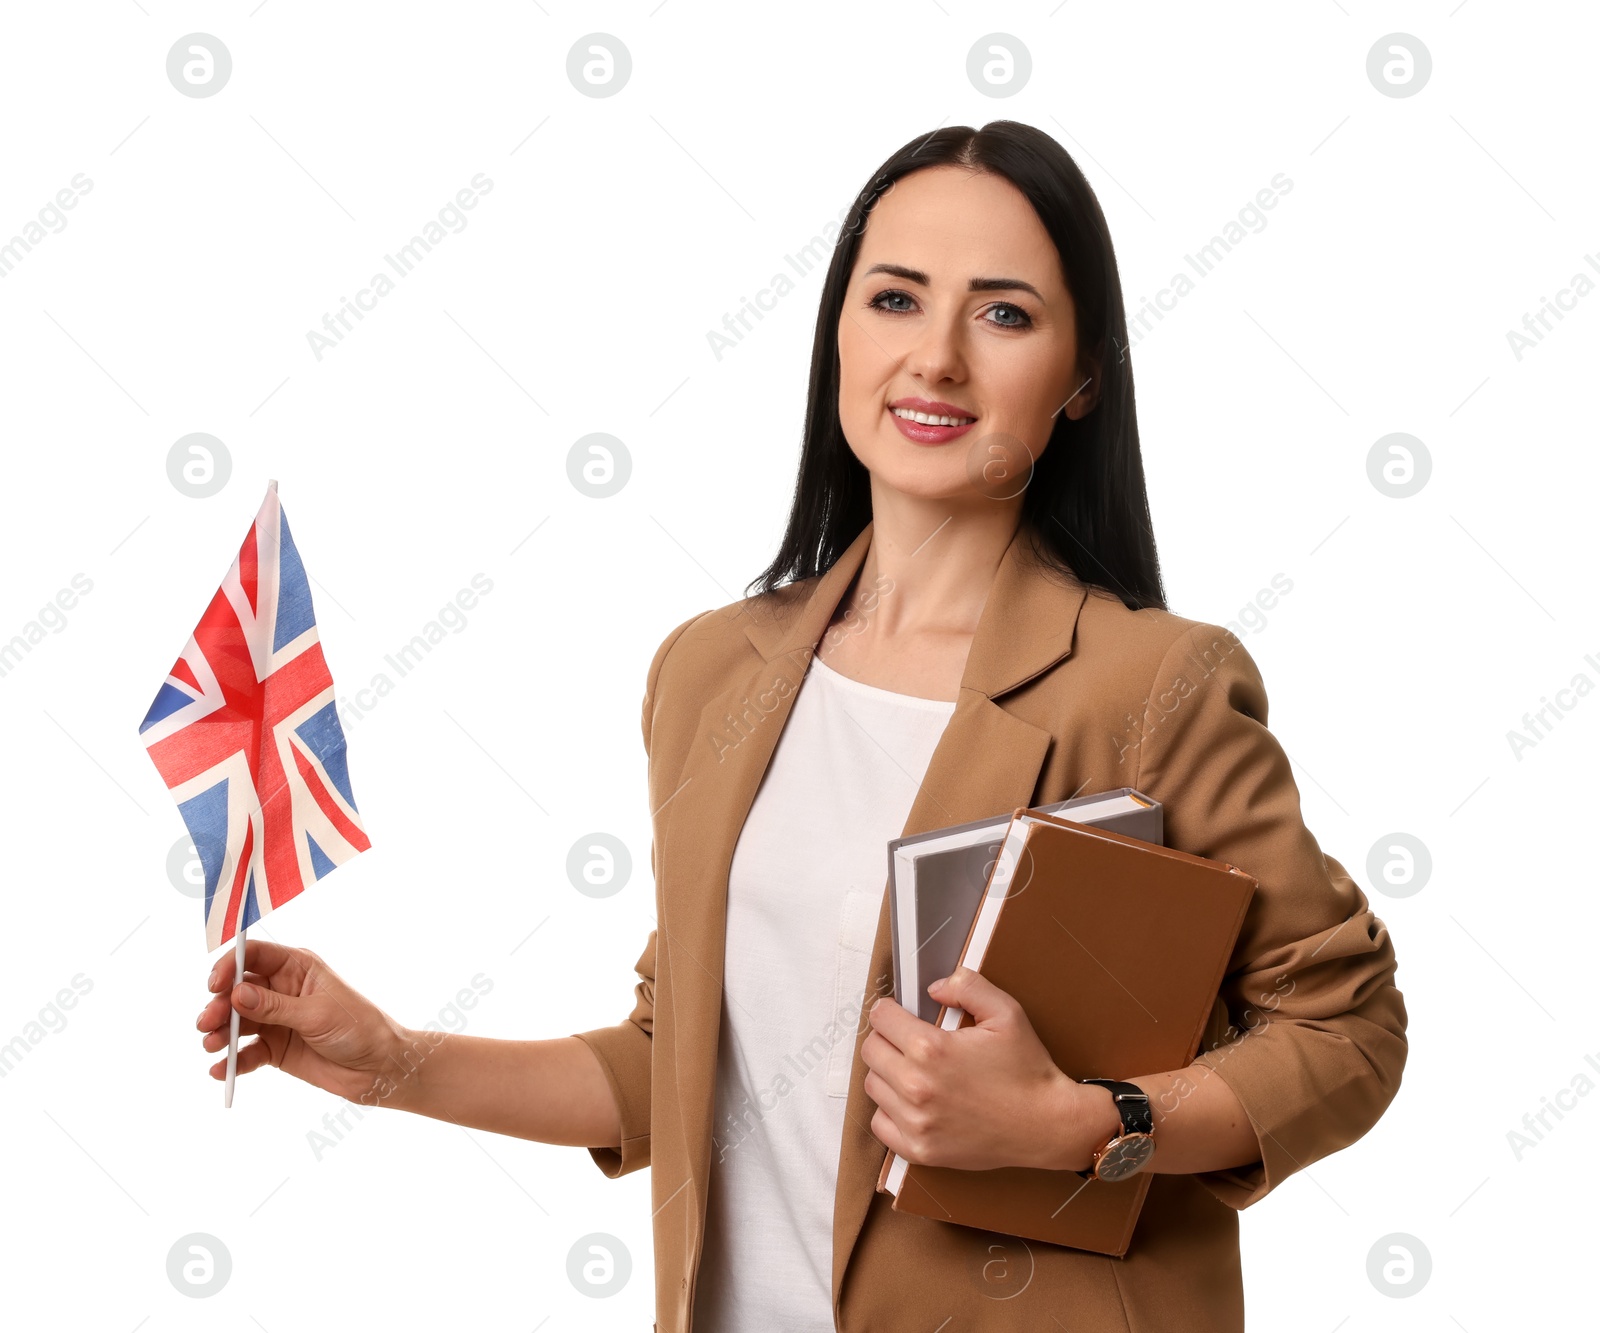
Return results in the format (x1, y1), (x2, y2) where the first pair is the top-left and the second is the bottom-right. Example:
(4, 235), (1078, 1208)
(692, 652), (956, 1332)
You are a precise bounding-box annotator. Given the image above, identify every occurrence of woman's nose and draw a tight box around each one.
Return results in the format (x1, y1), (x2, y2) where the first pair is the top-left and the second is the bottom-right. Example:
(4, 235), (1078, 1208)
(899, 319), (968, 386)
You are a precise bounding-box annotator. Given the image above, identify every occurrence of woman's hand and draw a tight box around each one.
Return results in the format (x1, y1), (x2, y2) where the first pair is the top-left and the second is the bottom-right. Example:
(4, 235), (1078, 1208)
(862, 966), (1109, 1173)
(197, 939), (412, 1106)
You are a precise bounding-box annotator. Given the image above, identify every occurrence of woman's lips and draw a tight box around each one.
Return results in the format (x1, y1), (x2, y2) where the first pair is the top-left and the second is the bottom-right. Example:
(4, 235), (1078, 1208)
(888, 407), (978, 445)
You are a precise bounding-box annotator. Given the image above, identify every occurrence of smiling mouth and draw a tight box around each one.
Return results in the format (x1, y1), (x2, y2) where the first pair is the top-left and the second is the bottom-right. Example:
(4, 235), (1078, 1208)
(889, 406), (978, 427)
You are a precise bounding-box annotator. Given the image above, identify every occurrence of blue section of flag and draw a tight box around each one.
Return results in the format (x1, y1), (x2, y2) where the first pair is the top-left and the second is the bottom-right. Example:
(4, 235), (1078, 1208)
(242, 872), (261, 929)
(306, 832), (337, 880)
(139, 682), (194, 734)
(295, 701), (357, 809)
(273, 509), (316, 652)
(178, 779), (230, 918)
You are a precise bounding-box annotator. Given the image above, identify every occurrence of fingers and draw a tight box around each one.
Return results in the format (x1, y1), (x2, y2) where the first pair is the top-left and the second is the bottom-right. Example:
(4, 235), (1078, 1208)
(208, 1036), (274, 1081)
(198, 980), (262, 1054)
(863, 1067), (919, 1130)
(201, 1020), (261, 1054)
(861, 1028), (918, 1096)
(208, 939), (300, 992)
(229, 976), (320, 1033)
(866, 994), (931, 1052)
(927, 966), (1017, 1024)
(197, 972), (269, 1032)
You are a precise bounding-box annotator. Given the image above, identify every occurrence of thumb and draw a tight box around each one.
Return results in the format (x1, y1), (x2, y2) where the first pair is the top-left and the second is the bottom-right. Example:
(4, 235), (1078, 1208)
(928, 966), (1012, 1022)
(233, 981), (313, 1029)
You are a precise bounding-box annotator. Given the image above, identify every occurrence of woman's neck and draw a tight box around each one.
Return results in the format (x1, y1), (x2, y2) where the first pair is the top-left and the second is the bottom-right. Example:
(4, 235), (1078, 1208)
(847, 493), (1022, 641)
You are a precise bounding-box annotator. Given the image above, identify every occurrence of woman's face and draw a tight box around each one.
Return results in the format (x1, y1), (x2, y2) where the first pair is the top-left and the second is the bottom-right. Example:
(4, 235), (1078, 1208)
(836, 164), (1095, 505)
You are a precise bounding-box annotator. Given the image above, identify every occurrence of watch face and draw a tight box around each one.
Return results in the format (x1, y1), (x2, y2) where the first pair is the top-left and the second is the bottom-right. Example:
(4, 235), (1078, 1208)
(1095, 1133), (1155, 1183)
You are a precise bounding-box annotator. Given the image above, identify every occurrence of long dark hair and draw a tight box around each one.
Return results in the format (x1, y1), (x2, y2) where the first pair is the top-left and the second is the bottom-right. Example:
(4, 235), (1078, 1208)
(745, 120), (1166, 612)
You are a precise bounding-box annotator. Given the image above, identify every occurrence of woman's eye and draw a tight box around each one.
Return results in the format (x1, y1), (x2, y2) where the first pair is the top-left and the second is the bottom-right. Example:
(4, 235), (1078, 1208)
(986, 303), (1032, 329)
(868, 289), (916, 314)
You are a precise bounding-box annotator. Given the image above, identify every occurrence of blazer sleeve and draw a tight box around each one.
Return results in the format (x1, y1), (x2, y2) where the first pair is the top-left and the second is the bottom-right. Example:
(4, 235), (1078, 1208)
(570, 612), (700, 1179)
(1132, 622), (1409, 1210)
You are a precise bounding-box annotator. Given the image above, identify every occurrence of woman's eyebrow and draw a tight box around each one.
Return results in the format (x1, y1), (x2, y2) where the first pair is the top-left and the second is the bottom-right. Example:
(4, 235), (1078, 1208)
(862, 261), (1044, 302)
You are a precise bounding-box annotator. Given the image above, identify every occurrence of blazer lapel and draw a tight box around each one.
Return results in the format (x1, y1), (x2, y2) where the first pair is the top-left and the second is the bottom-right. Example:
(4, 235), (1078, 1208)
(657, 518), (1091, 1304)
(661, 523), (876, 1206)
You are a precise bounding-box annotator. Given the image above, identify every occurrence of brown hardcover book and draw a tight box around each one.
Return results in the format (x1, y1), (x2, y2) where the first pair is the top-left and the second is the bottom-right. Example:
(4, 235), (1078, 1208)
(875, 805), (1258, 1257)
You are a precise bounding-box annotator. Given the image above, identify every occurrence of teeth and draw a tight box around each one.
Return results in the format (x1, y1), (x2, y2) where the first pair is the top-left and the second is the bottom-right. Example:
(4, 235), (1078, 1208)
(891, 407), (976, 427)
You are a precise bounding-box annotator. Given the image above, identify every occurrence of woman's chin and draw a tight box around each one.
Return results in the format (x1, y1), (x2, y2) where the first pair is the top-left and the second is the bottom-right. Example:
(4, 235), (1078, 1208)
(871, 465), (998, 507)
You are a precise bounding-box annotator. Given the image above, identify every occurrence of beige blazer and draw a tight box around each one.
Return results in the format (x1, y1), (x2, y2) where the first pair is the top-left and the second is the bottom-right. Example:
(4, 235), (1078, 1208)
(573, 519), (1408, 1333)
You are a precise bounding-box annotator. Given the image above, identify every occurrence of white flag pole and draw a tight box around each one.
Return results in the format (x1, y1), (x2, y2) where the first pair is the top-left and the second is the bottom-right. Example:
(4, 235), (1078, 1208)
(226, 482), (271, 1108)
(225, 919), (246, 1108)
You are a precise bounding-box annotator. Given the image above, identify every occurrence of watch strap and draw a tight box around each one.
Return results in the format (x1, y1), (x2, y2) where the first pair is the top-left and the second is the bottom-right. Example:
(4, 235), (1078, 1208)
(1074, 1078), (1153, 1179)
(1082, 1078), (1154, 1134)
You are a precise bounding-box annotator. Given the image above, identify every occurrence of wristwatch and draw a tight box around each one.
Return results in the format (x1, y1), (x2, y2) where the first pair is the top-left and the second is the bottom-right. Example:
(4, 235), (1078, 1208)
(1075, 1078), (1155, 1182)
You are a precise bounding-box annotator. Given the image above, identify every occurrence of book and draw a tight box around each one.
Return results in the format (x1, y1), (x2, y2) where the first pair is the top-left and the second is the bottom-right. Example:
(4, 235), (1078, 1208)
(876, 805), (1258, 1257)
(887, 788), (1164, 1025)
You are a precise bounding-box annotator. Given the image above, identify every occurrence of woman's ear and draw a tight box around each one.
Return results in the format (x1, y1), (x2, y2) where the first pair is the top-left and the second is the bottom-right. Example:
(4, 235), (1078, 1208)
(1059, 351), (1101, 421)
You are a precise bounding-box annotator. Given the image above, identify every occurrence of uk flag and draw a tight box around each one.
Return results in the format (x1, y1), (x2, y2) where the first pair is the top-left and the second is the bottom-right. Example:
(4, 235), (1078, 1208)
(139, 481), (370, 953)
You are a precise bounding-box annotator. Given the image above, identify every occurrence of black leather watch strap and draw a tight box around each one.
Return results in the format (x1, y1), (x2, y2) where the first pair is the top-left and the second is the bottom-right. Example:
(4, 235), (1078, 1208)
(1074, 1078), (1153, 1179)
(1082, 1078), (1153, 1134)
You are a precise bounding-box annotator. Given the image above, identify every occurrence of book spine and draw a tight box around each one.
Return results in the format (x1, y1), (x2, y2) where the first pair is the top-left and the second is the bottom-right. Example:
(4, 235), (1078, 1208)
(932, 812), (1031, 1032)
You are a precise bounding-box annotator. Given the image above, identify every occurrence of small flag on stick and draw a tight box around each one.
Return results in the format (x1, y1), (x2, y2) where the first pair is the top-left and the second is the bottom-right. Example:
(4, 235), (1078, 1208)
(139, 480), (370, 1104)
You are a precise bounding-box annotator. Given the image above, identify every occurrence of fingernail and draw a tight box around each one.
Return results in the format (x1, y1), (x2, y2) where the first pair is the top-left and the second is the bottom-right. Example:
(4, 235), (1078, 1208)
(196, 1008), (208, 1027)
(237, 983), (259, 1008)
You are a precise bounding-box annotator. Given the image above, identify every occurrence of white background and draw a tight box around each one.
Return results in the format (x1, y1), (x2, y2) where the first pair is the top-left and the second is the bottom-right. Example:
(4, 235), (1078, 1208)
(0, 2), (1594, 1329)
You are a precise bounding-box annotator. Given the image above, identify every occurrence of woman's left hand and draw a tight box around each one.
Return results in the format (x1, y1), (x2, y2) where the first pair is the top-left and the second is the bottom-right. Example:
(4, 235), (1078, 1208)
(862, 967), (1098, 1172)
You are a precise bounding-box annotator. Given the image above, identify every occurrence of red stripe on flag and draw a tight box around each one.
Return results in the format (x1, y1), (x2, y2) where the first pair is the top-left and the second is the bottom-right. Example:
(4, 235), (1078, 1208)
(169, 655), (202, 694)
(220, 818), (254, 946)
(292, 742), (371, 853)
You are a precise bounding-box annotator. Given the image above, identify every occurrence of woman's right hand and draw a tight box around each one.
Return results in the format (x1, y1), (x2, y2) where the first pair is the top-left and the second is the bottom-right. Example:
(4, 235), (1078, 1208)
(197, 939), (412, 1106)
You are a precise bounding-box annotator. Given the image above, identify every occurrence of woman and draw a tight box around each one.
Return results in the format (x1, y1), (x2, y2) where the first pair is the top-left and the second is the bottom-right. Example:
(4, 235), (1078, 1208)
(197, 121), (1407, 1332)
